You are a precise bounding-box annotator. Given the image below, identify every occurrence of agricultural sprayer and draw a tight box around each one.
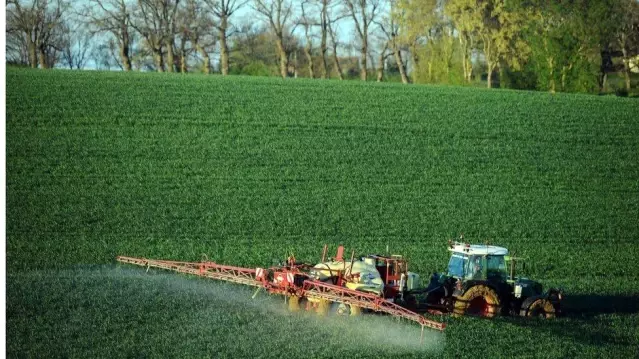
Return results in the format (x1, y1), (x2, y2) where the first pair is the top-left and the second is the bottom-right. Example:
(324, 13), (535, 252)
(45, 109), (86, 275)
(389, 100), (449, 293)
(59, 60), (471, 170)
(117, 241), (562, 339)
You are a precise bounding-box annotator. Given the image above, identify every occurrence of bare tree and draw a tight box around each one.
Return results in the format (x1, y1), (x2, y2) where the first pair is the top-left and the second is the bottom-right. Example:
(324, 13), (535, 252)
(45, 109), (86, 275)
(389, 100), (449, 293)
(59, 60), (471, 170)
(106, 37), (125, 69)
(178, 0), (212, 73)
(298, 0), (318, 78)
(6, 30), (30, 65)
(60, 23), (93, 69)
(131, 0), (164, 71)
(132, 0), (181, 72)
(253, 0), (294, 78)
(326, 14), (344, 80)
(342, 0), (381, 81)
(317, 0), (330, 78)
(6, 0), (68, 68)
(203, 0), (247, 75)
(80, 0), (135, 71)
(92, 41), (116, 69)
(375, 41), (387, 81)
(175, 21), (191, 73)
(312, 0), (346, 79)
(163, 0), (181, 72)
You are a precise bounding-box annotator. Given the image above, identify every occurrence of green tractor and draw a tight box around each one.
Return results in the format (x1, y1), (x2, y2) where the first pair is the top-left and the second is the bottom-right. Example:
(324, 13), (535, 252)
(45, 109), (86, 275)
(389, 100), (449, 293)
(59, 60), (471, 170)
(404, 241), (563, 318)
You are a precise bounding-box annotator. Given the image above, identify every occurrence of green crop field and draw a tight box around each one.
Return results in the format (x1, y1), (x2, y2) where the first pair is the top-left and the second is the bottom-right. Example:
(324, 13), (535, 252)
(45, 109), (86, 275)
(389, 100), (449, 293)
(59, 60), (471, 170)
(6, 67), (639, 358)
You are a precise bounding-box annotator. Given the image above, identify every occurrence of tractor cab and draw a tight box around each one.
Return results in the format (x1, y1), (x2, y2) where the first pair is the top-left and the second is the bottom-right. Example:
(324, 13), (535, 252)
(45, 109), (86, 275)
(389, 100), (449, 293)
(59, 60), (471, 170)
(446, 242), (509, 282)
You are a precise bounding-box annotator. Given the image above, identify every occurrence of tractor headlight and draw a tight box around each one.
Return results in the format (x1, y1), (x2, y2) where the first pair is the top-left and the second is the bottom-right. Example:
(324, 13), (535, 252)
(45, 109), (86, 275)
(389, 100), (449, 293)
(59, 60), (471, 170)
(514, 284), (522, 298)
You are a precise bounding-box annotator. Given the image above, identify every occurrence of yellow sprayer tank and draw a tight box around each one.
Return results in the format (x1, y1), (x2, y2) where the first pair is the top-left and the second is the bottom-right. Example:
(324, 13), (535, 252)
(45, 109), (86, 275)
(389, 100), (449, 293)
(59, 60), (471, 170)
(311, 259), (385, 294)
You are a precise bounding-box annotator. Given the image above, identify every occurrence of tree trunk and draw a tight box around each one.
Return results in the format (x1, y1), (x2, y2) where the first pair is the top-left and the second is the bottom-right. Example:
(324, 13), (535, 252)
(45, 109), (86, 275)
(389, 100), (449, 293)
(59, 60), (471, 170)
(202, 54), (211, 74)
(410, 42), (419, 82)
(220, 36), (229, 75)
(394, 46), (409, 85)
(544, 39), (555, 93)
(179, 36), (187, 73)
(276, 38), (288, 79)
(320, 32), (328, 78)
(547, 57), (555, 93)
(38, 45), (48, 69)
(120, 28), (132, 71)
(154, 48), (164, 72)
(460, 36), (468, 82)
(487, 64), (493, 89)
(484, 39), (493, 88)
(120, 45), (132, 71)
(598, 48), (611, 92)
(28, 41), (38, 68)
(621, 45), (631, 91)
(220, 17), (230, 76)
(320, 3), (328, 79)
(360, 40), (368, 81)
(305, 43), (314, 78)
(166, 37), (175, 73)
(376, 47), (385, 82)
(462, 56), (468, 82)
(180, 55), (188, 73)
(332, 49), (343, 80)
(197, 44), (211, 74)
(460, 35), (473, 83)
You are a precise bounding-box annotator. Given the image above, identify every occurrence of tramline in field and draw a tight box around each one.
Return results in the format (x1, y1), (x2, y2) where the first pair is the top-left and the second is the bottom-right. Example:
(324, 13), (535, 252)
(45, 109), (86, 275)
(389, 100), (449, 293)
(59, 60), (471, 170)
(117, 241), (563, 339)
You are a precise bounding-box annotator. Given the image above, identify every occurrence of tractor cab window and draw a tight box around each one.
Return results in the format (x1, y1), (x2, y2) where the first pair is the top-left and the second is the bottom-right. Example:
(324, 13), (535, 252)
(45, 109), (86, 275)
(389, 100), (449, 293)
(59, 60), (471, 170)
(486, 255), (507, 280)
(465, 255), (484, 280)
(447, 254), (467, 278)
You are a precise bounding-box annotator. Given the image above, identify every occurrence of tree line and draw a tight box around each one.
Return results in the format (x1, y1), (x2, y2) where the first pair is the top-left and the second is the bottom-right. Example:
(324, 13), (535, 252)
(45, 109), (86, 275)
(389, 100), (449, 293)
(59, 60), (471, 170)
(6, 0), (639, 94)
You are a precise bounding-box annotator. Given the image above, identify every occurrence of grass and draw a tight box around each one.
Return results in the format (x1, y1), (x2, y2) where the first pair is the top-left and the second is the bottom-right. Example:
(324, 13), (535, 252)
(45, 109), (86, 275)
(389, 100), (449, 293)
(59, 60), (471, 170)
(6, 67), (639, 358)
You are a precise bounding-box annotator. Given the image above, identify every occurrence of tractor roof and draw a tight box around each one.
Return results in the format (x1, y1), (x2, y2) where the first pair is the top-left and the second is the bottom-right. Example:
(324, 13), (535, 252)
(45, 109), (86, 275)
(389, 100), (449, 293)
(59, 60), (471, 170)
(448, 243), (509, 256)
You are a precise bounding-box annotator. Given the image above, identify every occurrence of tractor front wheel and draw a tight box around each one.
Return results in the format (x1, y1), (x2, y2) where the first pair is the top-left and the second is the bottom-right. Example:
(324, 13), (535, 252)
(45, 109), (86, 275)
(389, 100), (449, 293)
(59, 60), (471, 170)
(523, 299), (556, 319)
(453, 285), (501, 318)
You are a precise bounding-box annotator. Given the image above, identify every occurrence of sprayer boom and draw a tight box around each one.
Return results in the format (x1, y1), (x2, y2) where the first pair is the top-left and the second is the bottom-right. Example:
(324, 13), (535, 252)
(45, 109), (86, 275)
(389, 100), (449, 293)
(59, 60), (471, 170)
(116, 251), (445, 334)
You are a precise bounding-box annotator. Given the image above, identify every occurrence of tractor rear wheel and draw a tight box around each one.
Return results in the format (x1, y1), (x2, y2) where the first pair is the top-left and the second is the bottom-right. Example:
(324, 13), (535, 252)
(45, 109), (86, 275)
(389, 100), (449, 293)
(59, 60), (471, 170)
(331, 302), (350, 316)
(524, 299), (556, 319)
(453, 285), (501, 318)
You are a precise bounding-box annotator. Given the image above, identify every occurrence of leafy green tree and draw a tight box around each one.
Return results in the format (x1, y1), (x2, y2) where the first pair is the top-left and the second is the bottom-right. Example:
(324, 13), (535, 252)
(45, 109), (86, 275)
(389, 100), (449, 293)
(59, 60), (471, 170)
(445, 0), (481, 83)
(414, 28), (465, 85)
(444, 0), (528, 88)
(522, 1), (603, 93)
(395, 0), (438, 82)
